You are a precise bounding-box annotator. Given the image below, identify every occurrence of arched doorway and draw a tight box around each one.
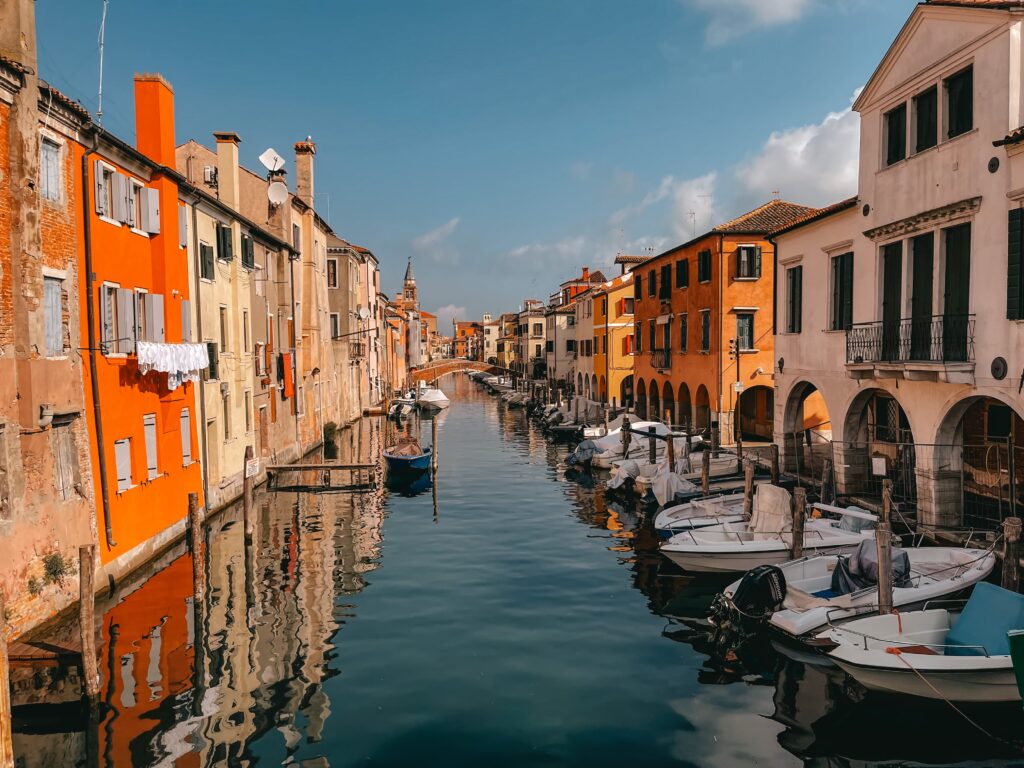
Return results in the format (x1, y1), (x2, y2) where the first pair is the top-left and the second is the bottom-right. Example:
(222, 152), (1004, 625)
(736, 385), (774, 441)
(577, 372), (583, 396)
(592, 374), (599, 403)
(781, 381), (832, 475)
(584, 375), (591, 399)
(599, 375), (607, 403)
(677, 383), (692, 430)
(663, 389), (676, 427)
(649, 380), (661, 424)
(934, 395), (1024, 529)
(842, 388), (916, 506)
(620, 375), (634, 410)
(636, 379), (647, 419)
(695, 385), (711, 432)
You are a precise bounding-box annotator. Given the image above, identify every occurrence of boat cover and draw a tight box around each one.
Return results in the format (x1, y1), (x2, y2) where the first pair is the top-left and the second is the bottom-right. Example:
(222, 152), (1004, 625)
(750, 485), (792, 535)
(607, 459), (640, 489)
(565, 440), (598, 466)
(830, 540), (910, 595)
(945, 582), (1024, 656)
(651, 464), (698, 506)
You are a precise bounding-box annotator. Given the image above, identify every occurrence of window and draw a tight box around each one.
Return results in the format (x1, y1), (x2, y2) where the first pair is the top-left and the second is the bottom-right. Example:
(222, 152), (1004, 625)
(181, 299), (192, 342)
(50, 415), (79, 501)
(200, 242), (215, 280)
(244, 390), (252, 433)
(634, 321), (642, 353)
(114, 438), (132, 493)
(786, 265), (802, 334)
(736, 245), (761, 279)
(94, 162), (116, 217)
(206, 342), (219, 380)
(601, 335), (607, 354)
(675, 259), (689, 289)
(679, 314), (688, 353)
(292, 223), (301, 250)
(143, 414), (158, 481)
(327, 259), (338, 288)
(601, 298), (607, 316)
(1009, 208), (1024, 320)
(634, 274), (642, 300)
(884, 103), (907, 166)
(241, 234), (255, 269)
(127, 179), (143, 228)
(648, 319), (656, 351)
(913, 86), (938, 153)
(647, 269), (656, 297)
(532, 323), (543, 336)
(545, 340), (553, 353)
(945, 66), (973, 140)
(40, 138), (61, 201)
(219, 306), (229, 352)
(697, 249), (712, 282)
(216, 223), (233, 261)
(700, 310), (711, 351)
(330, 313), (340, 339)
(830, 252), (854, 331)
(44, 276), (64, 356)
(534, 344), (542, 358)
(622, 297), (634, 315)
(736, 313), (754, 351)
(223, 394), (231, 441)
(180, 408), (192, 466)
(988, 404), (1012, 441)
(566, 339), (576, 352)
(659, 264), (671, 300)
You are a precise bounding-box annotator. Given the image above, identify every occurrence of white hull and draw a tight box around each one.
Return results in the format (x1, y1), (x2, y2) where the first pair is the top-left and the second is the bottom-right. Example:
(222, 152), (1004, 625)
(654, 495), (747, 533)
(416, 388), (450, 410)
(831, 659), (1019, 702)
(663, 540), (864, 574)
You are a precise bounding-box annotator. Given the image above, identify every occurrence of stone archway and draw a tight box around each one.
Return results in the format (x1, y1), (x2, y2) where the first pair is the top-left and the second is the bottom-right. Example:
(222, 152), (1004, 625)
(649, 380), (661, 424)
(695, 384), (711, 431)
(780, 380), (833, 474)
(584, 375), (591, 399)
(676, 383), (692, 430)
(577, 372), (583, 396)
(599, 375), (607, 404)
(592, 374), (599, 403)
(737, 385), (774, 441)
(620, 375), (634, 410)
(636, 378), (647, 419)
(838, 388), (916, 508)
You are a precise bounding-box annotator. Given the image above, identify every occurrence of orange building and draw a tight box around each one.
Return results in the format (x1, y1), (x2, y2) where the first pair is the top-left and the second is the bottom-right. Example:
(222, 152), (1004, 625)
(78, 74), (204, 568)
(632, 200), (812, 444)
(593, 271), (636, 408)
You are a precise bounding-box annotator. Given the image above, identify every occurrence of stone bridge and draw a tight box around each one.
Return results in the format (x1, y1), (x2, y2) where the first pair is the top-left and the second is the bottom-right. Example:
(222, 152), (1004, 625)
(411, 358), (511, 383)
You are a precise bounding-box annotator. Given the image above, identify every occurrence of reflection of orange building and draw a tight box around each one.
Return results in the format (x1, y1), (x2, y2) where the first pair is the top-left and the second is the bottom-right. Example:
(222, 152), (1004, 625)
(78, 75), (204, 567)
(633, 201), (812, 443)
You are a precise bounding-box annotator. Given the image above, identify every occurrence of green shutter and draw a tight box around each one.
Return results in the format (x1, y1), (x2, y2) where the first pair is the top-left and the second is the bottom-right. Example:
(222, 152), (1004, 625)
(206, 341), (219, 379)
(1009, 208), (1022, 320)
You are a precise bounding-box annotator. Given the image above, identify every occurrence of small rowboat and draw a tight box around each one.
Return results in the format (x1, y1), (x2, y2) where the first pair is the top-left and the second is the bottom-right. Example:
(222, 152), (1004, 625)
(383, 437), (432, 475)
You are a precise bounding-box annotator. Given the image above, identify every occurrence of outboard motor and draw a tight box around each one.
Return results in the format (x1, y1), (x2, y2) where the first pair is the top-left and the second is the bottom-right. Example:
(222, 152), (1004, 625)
(709, 565), (787, 647)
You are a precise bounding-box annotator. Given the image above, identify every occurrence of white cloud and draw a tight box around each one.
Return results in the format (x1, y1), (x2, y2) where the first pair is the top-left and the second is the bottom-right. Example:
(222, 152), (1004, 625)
(671, 172), (717, 240)
(434, 303), (467, 334)
(609, 175), (677, 227)
(570, 161), (594, 181)
(504, 236), (587, 267)
(686, 0), (812, 46)
(412, 217), (461, 265)
(734, 91), (860, 208)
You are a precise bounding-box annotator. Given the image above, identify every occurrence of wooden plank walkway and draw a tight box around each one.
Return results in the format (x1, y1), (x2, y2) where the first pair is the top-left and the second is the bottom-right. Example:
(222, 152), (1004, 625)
(266, 463), (376, 472)
(8, 640), (82, 668)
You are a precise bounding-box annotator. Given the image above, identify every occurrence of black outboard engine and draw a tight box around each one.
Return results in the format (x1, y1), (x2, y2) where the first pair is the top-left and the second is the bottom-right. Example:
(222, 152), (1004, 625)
(709, 565), (787, 646)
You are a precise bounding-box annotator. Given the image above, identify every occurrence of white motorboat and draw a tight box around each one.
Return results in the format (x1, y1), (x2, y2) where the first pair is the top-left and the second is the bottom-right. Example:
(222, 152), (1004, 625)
(660, 486), (876, 574)
(416, 386), (450, 410)
(629, 452), (736, 496)
(653, 494), (748, 533)
(822, 582), (1024, 702)
(721, 544), (996, 641)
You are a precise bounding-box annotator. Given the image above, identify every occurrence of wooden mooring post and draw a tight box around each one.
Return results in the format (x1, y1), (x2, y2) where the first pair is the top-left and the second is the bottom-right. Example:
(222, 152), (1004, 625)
(621, 416), (631, 457)
(770, 443), (780, 485)
(79, 544), (99, 699)
(242, 445), (254, 542)
(743, 459), (755, 520)
(0, 594), (13, 768)
(188, 493), (205, 627)
(666, 430), (676, 473)
(647, 426), (657, 464)
(1002, 516), (1022, 593)
(735, 434), (743, 474)
(876, 479), (895, 614)
(431, 416), (439, 472)
(791, 486), (806, 559)
(701, 448), (711, 496)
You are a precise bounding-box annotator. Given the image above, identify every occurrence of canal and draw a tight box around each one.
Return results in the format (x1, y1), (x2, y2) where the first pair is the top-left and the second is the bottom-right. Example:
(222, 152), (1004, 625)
(11, 376), (1024, 767)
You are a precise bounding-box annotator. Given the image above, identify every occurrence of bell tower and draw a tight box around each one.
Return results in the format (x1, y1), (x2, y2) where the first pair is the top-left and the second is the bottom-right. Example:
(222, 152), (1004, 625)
(401, 257), (418, 311)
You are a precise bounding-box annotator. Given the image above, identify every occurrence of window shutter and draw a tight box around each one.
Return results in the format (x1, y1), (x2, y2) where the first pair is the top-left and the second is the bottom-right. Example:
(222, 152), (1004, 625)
(178, 205), (188, 248)
(143, 414), (158, 481)
(151, 293), (165, 342)
(1009, 208), (1023, 320)
(94, 161), (106, 215)
(842, 253), (854, 330)
(145, 188), (160, 234)
(101, 287), (113, 348)
(134, 292), (146, 343)
(201, 243), (215, 279)
(113, 173), (128, 223)
(116, 288), (135, 354)
(44, 278), (62, 356)
(180, 409), (192, 465)
(207, 342), (219, 379)
(181, 299), (192, 341)
(754, 247), (762, 278)
(114, 439), (132, 492)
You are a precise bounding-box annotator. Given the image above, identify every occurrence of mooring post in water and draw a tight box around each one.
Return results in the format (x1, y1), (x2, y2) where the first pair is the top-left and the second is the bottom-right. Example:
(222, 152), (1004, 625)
(1002, 516), (1022, 592)
(188, 493), (205, 627)
(711, 421), (719, 458)
(243, 444), (254, 541)
(647, 426), (657, 464)
(0, 594), (13, 768)
(574, 395), (579, 424)
(622, 416), (631, 456)
(431, 416), (438, 472)
(735, 434), (743, 474)
(604, 405), (609, 434)
(666, 429), (676, 473)
(876, 480), (895, 614)
(743, 459), (755, 520)
(770, 443), (780, 485)
(791, 486), (806, 559)
(79, 544), (99, 699)
(701, 448), (710, 496)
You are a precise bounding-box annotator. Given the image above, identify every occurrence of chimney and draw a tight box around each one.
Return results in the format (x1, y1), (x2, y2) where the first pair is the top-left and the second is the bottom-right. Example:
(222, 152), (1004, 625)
(213, 131), (241, 211)
(0, 0), (37, 72)
(582, 266), (590, 281)
(134, 73), (176, 167)
(294, 139), (315, 207)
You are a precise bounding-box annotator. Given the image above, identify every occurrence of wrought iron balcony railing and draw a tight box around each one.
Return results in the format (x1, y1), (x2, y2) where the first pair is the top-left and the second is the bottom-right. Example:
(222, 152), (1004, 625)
(650, 348), (671, 369)
(845, 314), (975, 365)
(350, 340), (366, 359)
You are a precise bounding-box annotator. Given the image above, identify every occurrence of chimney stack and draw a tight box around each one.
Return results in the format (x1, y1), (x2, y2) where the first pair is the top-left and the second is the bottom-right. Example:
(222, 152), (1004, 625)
(582, 266), (590, 281)
(294, 139), (316, 208)
(134, 74), (176, 167)
(0, 0), (38, 72)
(213, 131), (241, 211)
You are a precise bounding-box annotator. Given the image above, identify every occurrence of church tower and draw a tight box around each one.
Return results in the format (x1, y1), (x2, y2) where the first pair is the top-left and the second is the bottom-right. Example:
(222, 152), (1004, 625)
(401, 257), (418, 311)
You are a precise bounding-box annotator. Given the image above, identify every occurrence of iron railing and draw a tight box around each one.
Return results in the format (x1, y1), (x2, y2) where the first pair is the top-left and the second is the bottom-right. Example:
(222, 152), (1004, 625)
(845, 314), (974, 364)
(350, 341), (366, 359)
(650, 348), (671, 370)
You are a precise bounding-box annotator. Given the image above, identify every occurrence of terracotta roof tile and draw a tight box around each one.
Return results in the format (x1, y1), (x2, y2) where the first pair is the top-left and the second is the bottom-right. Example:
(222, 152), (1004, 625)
(927, 0), (1024, 7)
(614, 254), (648, 265)
(769, 196), (859, 237)
(0, 54), (30, 75)
(712, 199), (816, 235)
(39, 81), (91, 121)
(995, 126), (1024, 146)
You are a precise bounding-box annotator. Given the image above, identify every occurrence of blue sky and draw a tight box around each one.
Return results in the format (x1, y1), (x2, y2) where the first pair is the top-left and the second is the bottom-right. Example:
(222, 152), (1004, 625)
(37, 0), (916, 331)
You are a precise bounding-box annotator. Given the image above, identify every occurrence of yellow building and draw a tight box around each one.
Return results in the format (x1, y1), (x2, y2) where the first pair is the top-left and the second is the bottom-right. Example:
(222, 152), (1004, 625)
(593, 270), (636, 408)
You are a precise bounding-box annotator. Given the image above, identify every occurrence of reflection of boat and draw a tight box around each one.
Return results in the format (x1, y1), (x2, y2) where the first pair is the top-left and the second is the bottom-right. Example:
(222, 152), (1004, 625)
(416, 386), (450, 410)
(386, 468), (433, 496)
(660, 486), (875, 574)
(824, 582), (1024, 702)
(720, 543), (996, 641)
(383, 437), (432, 475)
(388, 401), (414, 420)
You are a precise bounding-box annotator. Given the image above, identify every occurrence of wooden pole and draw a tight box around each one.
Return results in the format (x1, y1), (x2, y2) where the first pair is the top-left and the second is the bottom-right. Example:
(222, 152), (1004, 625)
(604, 405), (610, 435)
(0, 594), (13, 768)
(667, 430), (676, 473)
(711, 420), (720, 458)
(735, 433), (743, 475)
(701, 448), (711, 496)
(648, 426), (657, 465)
(876, 479), (895, 614)
(791, 486), (806, 559)
(79, 544), (99, 699)
(622, 416), (631, 457)
(770, 443), (780, 485)
(431, 416), (439, 472)
(1002, 516), (1021, 592)
(188, 492), (204, 628)
(743, 459), (755, 520)
(242, 445), (254, 541)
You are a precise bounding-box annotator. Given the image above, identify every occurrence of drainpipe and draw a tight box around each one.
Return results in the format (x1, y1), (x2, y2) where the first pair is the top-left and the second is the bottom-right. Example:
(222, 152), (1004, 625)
(82, 134), (116, 548)
(189, 194), (211, 507)
(717, 234), (725, 446)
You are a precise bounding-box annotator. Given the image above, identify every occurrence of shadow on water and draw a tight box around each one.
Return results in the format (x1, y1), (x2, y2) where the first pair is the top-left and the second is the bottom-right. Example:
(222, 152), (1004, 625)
(9, 377), (1024, 767)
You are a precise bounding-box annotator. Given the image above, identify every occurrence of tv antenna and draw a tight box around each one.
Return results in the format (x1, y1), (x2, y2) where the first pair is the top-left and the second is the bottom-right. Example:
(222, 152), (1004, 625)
(97, 0), (109, 125)
(688, 210), (697, 238)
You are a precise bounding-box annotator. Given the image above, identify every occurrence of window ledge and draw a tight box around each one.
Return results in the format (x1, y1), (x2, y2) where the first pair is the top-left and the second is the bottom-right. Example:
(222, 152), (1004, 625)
(105, 352), (128, 359)
(130, 228), (151, 239)
(116, 485), (136, 496)
(734, 276), (760, 282)
(98, 215), (123, 228)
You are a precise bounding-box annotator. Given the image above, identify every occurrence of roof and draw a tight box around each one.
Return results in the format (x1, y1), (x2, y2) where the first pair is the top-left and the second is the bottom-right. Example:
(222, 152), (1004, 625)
(995, 126), (1024, 146)
(769, 196), (860, 238)
(614, 254), (648, 265)
(712, 199), (816, 235)
(926, 0), (1024, 7)
(0, 54), (31, 76)
(39, 80), (90, 121)
(404, 257), (415, 282)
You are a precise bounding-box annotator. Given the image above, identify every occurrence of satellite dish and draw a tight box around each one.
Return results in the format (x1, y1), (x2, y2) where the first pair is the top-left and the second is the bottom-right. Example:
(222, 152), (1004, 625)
(259, 147), (286, 173)
(358, 306), (371, 321)
(267, 180), (288, 206)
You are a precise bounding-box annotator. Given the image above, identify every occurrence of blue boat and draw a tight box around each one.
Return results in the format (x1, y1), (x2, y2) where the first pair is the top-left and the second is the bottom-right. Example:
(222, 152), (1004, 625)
(383, 439), (432, 475)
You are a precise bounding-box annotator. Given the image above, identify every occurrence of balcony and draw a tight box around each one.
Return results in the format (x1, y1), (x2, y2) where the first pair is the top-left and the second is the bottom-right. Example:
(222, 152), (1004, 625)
(650, 348), (671, 370)
(845, 314), (975, 384)
(350, 340), (366, 359)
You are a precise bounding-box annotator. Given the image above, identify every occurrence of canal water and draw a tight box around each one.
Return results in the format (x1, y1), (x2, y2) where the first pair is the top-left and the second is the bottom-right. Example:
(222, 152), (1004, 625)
(11, 376), (1024, 767)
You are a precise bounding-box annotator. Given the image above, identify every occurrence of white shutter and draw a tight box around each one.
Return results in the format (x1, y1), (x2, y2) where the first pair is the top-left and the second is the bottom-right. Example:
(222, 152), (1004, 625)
(134, 292), (146, 343)
(180, 408), (192, 465)
(150, 293), (165, 342)
(181, 299), (192, 342)
(178, 205), (187, 248)
(143, 414), (158, 480)
(145, 188), (161, 234)
(94, 161), (107, 215)
(125, 180), (137, 227)
(114, 438), (132, 492)
(113, 173), (128, 223)
(44, 277), (62, 356)
(101, 287), (114, 348)
(116, 288), (135, 354)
